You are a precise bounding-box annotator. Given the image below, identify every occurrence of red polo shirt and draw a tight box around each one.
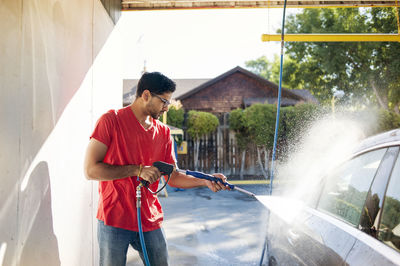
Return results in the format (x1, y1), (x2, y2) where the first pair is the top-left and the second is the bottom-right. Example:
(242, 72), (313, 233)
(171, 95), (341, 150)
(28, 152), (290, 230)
(90, 106), (176, 232)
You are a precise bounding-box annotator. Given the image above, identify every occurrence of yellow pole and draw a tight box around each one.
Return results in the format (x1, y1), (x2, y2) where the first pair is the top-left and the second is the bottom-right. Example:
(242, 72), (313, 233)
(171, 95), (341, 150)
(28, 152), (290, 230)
(261, 33), (400, 42)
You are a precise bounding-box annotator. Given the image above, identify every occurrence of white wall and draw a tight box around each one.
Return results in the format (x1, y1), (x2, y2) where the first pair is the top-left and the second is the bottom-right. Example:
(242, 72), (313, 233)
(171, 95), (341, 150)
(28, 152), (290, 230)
(0, 0), (122, 265)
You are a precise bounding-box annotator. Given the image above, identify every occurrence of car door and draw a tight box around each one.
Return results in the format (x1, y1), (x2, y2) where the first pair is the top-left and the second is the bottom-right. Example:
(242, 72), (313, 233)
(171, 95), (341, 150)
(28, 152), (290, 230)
(345, 146), (400, 265)
(299, 147), (391, 265)
(266, 148), (389, 265)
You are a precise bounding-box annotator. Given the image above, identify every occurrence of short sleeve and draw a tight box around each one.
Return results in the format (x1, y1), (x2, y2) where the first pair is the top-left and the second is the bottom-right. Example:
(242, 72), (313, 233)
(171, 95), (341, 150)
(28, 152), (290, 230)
(164, 131), (177, 166)
(90, 111), (116, 147)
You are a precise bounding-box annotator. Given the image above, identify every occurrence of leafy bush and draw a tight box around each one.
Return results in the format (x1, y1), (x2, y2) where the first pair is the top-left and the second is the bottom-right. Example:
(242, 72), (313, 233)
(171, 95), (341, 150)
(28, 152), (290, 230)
(186, 110), (219, 170)
(186, 110), (219, 139)
(377, 109), (400, 132)
(243, 103), (276, 148)
(229, 108), (250, 150)
(167, 105), (185, 128)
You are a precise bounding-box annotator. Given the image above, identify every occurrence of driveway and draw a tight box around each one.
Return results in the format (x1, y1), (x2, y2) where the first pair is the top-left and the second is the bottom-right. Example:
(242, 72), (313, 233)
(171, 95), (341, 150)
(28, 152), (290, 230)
(127, 184), (270, 266)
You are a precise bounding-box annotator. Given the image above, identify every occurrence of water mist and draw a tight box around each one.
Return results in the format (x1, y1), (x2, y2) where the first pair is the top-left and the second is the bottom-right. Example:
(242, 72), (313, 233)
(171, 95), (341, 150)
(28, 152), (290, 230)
(256, 108), (380, 223)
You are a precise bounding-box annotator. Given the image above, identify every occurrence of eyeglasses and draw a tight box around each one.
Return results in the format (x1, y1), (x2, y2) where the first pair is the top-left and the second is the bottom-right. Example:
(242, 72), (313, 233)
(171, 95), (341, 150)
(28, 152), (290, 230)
(150, 92), (170, 107)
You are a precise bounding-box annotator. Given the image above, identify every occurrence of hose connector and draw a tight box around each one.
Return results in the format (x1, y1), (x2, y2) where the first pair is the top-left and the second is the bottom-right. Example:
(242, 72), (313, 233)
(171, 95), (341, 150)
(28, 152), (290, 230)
(136, 183), (142, 209)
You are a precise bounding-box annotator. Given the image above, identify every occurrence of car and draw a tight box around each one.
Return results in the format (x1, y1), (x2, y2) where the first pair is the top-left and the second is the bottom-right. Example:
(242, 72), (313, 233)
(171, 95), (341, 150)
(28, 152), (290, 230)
(259, 128), (400, 266)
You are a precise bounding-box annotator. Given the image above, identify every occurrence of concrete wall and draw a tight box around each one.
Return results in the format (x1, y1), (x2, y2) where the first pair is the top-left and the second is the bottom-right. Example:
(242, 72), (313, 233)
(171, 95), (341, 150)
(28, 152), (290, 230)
(0, 0), (122, 265)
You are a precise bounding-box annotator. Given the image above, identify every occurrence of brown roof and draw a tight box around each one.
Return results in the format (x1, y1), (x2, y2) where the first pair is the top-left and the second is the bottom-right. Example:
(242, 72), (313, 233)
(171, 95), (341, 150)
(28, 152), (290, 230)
(244, 97), (300, 107)
(123, 67), (318, 106)
(176, 66), (308, 102)
(290, 89), (318, 103)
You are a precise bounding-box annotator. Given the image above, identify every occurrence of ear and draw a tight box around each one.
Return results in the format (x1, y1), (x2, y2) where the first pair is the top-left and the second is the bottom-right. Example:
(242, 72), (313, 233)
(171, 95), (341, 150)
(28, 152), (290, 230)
(142, 90), (151, 102)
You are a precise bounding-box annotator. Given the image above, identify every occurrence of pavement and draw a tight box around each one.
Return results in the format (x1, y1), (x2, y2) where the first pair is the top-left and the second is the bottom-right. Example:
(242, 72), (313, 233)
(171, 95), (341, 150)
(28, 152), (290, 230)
(126, 184), (270, 266)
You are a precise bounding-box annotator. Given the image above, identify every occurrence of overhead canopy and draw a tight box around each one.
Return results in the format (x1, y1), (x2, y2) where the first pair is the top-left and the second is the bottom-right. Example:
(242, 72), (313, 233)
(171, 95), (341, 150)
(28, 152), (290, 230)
(122, 0), (398, 10)
(121, 0), (399, 42)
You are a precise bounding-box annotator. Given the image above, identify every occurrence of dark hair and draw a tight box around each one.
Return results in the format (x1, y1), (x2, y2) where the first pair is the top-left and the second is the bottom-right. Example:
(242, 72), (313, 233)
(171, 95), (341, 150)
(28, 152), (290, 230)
(136, 72), (176, 97)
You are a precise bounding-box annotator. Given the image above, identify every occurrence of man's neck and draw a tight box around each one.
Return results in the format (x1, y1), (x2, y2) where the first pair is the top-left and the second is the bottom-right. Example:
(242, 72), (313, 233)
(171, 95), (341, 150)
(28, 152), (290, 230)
(130, 102), (152, 128)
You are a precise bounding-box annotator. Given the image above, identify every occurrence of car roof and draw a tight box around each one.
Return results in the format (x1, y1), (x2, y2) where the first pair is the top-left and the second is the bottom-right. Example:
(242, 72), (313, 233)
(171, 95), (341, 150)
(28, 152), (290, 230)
(354, 128), (400, 155)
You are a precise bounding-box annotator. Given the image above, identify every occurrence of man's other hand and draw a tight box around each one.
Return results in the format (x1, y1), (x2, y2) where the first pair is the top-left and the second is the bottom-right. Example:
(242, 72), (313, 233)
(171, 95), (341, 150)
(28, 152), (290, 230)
(205, 173), (231, 192)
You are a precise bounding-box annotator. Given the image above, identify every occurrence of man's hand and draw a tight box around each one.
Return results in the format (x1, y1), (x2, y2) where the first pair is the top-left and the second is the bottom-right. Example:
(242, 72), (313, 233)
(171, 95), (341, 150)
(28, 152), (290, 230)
(140, 166), (161, 184)
(205, 173), (231, 192)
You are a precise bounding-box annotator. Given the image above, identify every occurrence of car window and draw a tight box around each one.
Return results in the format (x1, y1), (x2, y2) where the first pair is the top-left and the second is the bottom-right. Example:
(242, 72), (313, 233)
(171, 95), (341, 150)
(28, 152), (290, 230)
(378, 151), (400, 252)
(317, 148), (387, 226)
(359, 147), (399, 238)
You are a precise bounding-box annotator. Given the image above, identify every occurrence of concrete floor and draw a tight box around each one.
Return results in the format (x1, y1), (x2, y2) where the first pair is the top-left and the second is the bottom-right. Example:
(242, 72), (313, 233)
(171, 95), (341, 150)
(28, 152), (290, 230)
(127, 184), (270, 266)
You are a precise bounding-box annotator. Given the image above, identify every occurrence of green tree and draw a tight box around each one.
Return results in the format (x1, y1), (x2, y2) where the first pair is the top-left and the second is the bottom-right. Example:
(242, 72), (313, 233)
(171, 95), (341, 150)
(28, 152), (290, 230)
(283, 8), (400, 110)
(186, 111), (219, 170)
(245, 55), (302, 89)
(368, 8), (400, 112)
(245, 56), (272, 80)
(270, 55), (302, 89)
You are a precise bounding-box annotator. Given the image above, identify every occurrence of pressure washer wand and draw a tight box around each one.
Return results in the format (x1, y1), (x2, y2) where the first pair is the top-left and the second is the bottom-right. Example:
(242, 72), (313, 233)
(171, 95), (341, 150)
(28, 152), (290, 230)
(149, 161), (255, 197)
(177, 169), (256, 197)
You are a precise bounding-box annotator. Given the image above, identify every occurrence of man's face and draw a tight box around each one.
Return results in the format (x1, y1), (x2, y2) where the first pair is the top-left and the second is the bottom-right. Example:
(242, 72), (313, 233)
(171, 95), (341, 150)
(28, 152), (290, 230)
(146, 92), (172, 120)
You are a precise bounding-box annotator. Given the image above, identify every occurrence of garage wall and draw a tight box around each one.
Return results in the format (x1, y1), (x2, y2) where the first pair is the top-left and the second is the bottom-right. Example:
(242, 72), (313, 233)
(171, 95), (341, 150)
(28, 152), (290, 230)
(0, 0), (122, 265)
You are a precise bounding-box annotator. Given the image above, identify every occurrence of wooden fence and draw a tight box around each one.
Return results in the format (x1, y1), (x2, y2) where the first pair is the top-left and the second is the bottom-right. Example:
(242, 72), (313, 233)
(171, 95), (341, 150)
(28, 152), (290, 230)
(176, 114), (263, 179)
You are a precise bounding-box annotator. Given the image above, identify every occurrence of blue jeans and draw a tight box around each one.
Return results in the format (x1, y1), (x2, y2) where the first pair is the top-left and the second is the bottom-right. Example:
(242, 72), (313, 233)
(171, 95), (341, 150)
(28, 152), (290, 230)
(97, 220), (169, 266)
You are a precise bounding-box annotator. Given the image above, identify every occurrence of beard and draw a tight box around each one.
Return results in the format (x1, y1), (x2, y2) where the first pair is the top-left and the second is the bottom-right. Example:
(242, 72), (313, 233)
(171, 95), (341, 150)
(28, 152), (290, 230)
(150, 110), (163, 120)
(147, 102), (163, 120)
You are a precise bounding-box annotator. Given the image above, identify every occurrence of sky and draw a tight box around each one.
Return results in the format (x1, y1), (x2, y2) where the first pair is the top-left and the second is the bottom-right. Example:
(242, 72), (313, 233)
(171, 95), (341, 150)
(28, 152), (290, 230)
(119, 8), (300, 79)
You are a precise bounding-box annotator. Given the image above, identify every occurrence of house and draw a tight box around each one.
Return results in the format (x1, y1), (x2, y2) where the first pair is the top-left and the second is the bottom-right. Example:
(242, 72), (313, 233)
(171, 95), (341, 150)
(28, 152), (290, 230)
(123, 66), (317, 109)
(173, 66), (317, 176)
(176, 66), (317, 113)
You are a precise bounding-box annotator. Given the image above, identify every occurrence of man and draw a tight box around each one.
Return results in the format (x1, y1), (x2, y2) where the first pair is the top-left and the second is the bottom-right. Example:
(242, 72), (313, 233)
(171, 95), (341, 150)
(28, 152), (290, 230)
(84, 72), (229, 266)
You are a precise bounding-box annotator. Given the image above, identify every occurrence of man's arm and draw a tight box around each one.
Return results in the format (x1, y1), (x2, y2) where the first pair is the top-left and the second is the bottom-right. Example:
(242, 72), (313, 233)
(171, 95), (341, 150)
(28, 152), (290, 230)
(168, 170), (230, 192)
(84, 138), (160, 183)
